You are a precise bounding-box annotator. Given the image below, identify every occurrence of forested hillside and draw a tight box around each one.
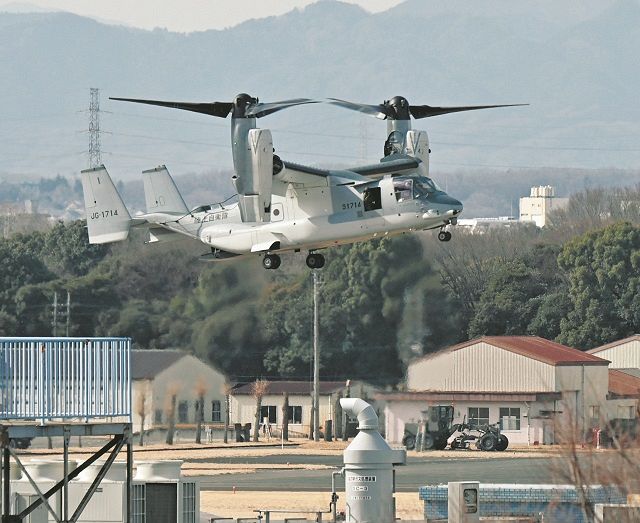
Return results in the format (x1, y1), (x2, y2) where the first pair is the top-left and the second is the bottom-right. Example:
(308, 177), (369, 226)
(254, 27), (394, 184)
(0, 185), (638, 385)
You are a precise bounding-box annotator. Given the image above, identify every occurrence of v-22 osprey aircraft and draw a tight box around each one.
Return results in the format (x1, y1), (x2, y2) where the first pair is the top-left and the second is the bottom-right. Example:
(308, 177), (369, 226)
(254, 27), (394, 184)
(81, 94), (523, 269)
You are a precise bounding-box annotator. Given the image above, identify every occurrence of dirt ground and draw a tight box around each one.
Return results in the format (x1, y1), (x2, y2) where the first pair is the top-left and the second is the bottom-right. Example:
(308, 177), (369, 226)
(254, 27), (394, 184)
(200, 490), (425, 520)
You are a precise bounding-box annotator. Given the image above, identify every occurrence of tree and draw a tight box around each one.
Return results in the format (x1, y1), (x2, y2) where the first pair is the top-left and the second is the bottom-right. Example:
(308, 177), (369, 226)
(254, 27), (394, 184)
(252, 379), (269, 442)
(557, 222), (640, 348)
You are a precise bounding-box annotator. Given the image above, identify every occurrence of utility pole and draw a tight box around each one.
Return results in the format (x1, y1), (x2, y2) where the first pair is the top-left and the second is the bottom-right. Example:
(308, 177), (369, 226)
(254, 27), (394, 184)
(88, 87), (102, 168)
(312, 271), (322, 442)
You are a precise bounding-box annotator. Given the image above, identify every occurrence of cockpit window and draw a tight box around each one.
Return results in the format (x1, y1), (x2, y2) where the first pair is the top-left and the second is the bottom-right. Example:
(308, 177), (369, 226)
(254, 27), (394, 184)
(394, 176), (442, 201)
(393, 178), (413, 201)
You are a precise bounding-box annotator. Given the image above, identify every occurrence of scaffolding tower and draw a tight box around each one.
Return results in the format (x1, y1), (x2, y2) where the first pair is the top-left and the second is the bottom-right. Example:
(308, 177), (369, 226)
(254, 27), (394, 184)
(0, 337), (132, 523)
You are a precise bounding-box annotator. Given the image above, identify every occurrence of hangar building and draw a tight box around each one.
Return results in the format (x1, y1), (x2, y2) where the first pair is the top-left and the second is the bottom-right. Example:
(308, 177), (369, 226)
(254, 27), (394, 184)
(379, 336), (640, 445)
(587, 334), (640, 370)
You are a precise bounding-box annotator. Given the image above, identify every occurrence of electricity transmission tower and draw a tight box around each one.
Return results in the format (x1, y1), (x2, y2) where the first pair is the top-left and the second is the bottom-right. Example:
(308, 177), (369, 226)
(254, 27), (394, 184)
(88, 87), (102, 168)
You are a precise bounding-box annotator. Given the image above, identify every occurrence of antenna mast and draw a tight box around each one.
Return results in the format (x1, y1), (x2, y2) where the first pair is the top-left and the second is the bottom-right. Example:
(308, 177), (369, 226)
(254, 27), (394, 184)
(88, 87), (102, 168)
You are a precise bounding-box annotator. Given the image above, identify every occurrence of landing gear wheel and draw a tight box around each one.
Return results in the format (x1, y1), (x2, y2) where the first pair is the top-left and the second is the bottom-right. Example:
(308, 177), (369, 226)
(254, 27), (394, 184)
(438, 230), (452, 242)
(306, 253), (325, 269)
(479, 433), (498, 451)
(262, 254), (281, 270)
(496, 434), (509, 451)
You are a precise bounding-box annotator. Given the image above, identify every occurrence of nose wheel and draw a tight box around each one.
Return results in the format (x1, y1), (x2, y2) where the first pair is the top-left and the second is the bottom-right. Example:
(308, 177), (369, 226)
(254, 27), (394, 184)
(262, 253), (281, 270)
(306, 253), (325, 269)
(438, 230), (452, 242)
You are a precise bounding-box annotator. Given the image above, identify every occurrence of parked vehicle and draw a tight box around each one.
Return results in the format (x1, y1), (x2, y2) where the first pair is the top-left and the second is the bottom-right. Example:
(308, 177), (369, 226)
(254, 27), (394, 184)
(402, 407), (509, 451)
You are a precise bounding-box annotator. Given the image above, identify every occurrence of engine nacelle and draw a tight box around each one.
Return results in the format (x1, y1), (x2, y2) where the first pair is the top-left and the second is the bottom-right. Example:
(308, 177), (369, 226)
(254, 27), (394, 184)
(234, 128), (273, 222)
(405, 130), (429, 175)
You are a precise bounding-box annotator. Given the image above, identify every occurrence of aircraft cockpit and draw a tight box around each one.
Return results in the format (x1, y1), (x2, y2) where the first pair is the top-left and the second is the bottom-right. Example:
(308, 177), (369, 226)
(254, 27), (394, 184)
(393, 176), (441, 202)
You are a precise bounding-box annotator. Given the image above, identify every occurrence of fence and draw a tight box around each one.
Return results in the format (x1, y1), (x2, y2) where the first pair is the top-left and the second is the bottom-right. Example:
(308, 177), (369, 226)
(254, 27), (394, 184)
(0, 337), (131, 423)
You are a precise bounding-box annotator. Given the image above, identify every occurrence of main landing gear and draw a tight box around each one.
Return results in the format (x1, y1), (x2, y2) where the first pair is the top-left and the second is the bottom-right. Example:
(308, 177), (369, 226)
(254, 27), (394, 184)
(437, 229), (452, 242)
(262, 253), (281, 270)
(306, 253), (325, 269)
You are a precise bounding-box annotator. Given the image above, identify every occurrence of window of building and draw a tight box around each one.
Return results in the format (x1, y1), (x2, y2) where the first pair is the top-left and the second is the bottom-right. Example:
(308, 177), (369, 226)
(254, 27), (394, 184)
(287, 406), (302, 424)
(499, 407), (521, 430)
(260, 405), (277, 424)
(589, 405), (600, 421)
(154, 409), (163, 425)
(212, 400), (222, 422)
(468, 407), (489, 428)
(178, 401), (189, 423)
(618, 405), (634, 419)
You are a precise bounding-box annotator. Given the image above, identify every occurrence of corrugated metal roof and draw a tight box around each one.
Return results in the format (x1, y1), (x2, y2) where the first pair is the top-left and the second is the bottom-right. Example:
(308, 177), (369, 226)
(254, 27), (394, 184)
(587, 334), (640, 354)
(131, 349), (186, 380)
(232, 380), (347, 396)
(423, 336), (609, 366)
(608, 369), (640, 398)
(618, 368), (640, 379)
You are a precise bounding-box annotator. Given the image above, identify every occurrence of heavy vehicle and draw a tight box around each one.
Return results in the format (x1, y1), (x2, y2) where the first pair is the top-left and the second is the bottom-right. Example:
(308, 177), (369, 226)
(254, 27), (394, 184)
(402, 405), (456, 450)
(402, 406), (509, 451)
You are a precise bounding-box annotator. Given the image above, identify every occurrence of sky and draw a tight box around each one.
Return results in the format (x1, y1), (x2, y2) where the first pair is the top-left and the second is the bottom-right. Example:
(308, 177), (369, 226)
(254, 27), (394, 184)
(0, 0), (404, 32)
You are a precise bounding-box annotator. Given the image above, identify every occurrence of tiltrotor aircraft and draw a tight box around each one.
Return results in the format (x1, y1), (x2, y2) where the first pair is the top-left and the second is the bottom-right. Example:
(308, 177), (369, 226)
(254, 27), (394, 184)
(81, 93), (523, 269)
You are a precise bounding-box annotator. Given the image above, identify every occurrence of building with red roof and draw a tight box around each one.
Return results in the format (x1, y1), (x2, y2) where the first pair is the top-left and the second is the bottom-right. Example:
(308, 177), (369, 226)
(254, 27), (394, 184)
(378, 336), (639, 446)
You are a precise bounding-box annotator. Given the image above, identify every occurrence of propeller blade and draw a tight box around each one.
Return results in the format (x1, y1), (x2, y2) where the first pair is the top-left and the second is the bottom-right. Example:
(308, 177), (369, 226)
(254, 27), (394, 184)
(410, 103), (528, 119)
(326, 98), (389, 119)
(245, 98), (320, 118)
(109, 97), (233, 118)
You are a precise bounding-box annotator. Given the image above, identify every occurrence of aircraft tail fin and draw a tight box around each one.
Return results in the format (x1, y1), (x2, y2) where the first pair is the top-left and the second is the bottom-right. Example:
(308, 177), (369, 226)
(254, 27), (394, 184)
(142, 165), (189, 214)
(81, 165), (132, 244)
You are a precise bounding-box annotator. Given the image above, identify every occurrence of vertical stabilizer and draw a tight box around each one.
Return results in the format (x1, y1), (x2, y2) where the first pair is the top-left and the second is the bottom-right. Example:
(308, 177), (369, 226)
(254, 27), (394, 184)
(142, 165), (189, 214)
(81, 165), (131, 244)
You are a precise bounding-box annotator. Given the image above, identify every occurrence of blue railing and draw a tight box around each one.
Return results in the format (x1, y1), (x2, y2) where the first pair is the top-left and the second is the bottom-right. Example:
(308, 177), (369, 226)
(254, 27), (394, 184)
(0, 337), (131, 423)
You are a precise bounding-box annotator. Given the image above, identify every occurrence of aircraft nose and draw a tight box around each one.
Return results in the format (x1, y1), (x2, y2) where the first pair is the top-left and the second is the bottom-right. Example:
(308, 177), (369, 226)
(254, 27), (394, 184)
(430, 192), (463, 213)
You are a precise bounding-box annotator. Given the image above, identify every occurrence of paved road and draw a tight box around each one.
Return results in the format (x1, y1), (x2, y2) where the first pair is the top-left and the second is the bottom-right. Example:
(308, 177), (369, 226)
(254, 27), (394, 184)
(193, 454), (556, 492)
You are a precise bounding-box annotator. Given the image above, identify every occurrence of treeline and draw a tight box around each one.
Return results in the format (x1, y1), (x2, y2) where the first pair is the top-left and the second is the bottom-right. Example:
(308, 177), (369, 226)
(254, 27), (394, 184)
(0, 186), (638, 386)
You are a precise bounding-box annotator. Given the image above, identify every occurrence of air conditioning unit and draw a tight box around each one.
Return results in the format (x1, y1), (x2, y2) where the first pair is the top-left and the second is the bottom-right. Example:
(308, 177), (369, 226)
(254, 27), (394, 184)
(10, 460), (198, 523)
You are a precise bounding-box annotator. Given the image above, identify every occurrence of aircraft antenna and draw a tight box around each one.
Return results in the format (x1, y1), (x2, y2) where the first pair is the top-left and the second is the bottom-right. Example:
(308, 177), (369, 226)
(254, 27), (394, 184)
(88, 87), (103, 168)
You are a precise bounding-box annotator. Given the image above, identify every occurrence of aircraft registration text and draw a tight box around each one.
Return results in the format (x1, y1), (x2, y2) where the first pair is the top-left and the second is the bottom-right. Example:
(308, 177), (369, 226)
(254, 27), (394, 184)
(342, 201), (362, 210)
(90, 210), (119, 219)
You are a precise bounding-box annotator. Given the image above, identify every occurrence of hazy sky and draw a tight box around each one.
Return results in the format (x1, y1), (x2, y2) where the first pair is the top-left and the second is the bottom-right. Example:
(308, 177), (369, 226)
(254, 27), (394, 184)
(0, 0), (403, 31)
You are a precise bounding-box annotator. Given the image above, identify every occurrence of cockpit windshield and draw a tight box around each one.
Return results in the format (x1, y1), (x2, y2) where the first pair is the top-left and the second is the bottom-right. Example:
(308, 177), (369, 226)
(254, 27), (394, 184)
(394, 176), (442, 201)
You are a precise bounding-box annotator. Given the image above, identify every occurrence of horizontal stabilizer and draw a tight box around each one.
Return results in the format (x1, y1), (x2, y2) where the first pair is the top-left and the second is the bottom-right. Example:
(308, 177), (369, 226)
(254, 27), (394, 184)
(81, 165), (132, 244)
(142, 165), (189, 214)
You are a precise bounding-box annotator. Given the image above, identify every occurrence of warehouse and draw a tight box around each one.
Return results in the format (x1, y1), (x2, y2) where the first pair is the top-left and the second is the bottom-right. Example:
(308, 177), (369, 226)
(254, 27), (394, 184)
(587, 334), (640, 370)
(379, 336), (640, 445)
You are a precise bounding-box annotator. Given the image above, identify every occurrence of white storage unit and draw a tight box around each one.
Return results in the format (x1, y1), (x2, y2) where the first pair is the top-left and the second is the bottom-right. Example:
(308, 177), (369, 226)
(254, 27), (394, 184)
(9, 460), (198, 523)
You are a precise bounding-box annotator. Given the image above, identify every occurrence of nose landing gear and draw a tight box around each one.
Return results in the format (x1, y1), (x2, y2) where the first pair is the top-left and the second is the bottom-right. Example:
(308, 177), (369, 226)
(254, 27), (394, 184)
(437, 230), (452, 242)
(306, 253), (325, 269)
(262, 253), (281, 269)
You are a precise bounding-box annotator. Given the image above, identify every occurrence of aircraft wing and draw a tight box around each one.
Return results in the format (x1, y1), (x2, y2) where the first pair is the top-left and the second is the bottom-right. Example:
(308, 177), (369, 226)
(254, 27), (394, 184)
(348, 156), (420, 179)
(278, 160), (331, 183)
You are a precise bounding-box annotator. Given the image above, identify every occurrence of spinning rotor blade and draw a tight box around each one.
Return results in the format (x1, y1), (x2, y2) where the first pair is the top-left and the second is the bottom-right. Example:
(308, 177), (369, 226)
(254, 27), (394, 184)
(327, 97), (527, 120)
(110, 97), (233, 118)
(410, 103), (528, 119)
(326, 98), (389, 119)
(246, 98), (320, 118)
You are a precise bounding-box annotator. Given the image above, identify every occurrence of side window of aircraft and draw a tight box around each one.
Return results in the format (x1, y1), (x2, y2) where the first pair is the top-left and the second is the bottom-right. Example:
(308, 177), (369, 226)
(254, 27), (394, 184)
(394, 179), (413, 202)
(363, 187), (382, 211)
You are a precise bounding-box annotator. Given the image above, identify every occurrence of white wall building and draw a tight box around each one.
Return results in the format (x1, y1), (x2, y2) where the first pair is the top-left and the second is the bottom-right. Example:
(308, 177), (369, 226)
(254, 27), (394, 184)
(230, 380), (376, 437)
(587, 335), (640, 369)
(132, 350), (228, 435)
(519, 185), (569, 227)
(379, 336), (640, 445)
